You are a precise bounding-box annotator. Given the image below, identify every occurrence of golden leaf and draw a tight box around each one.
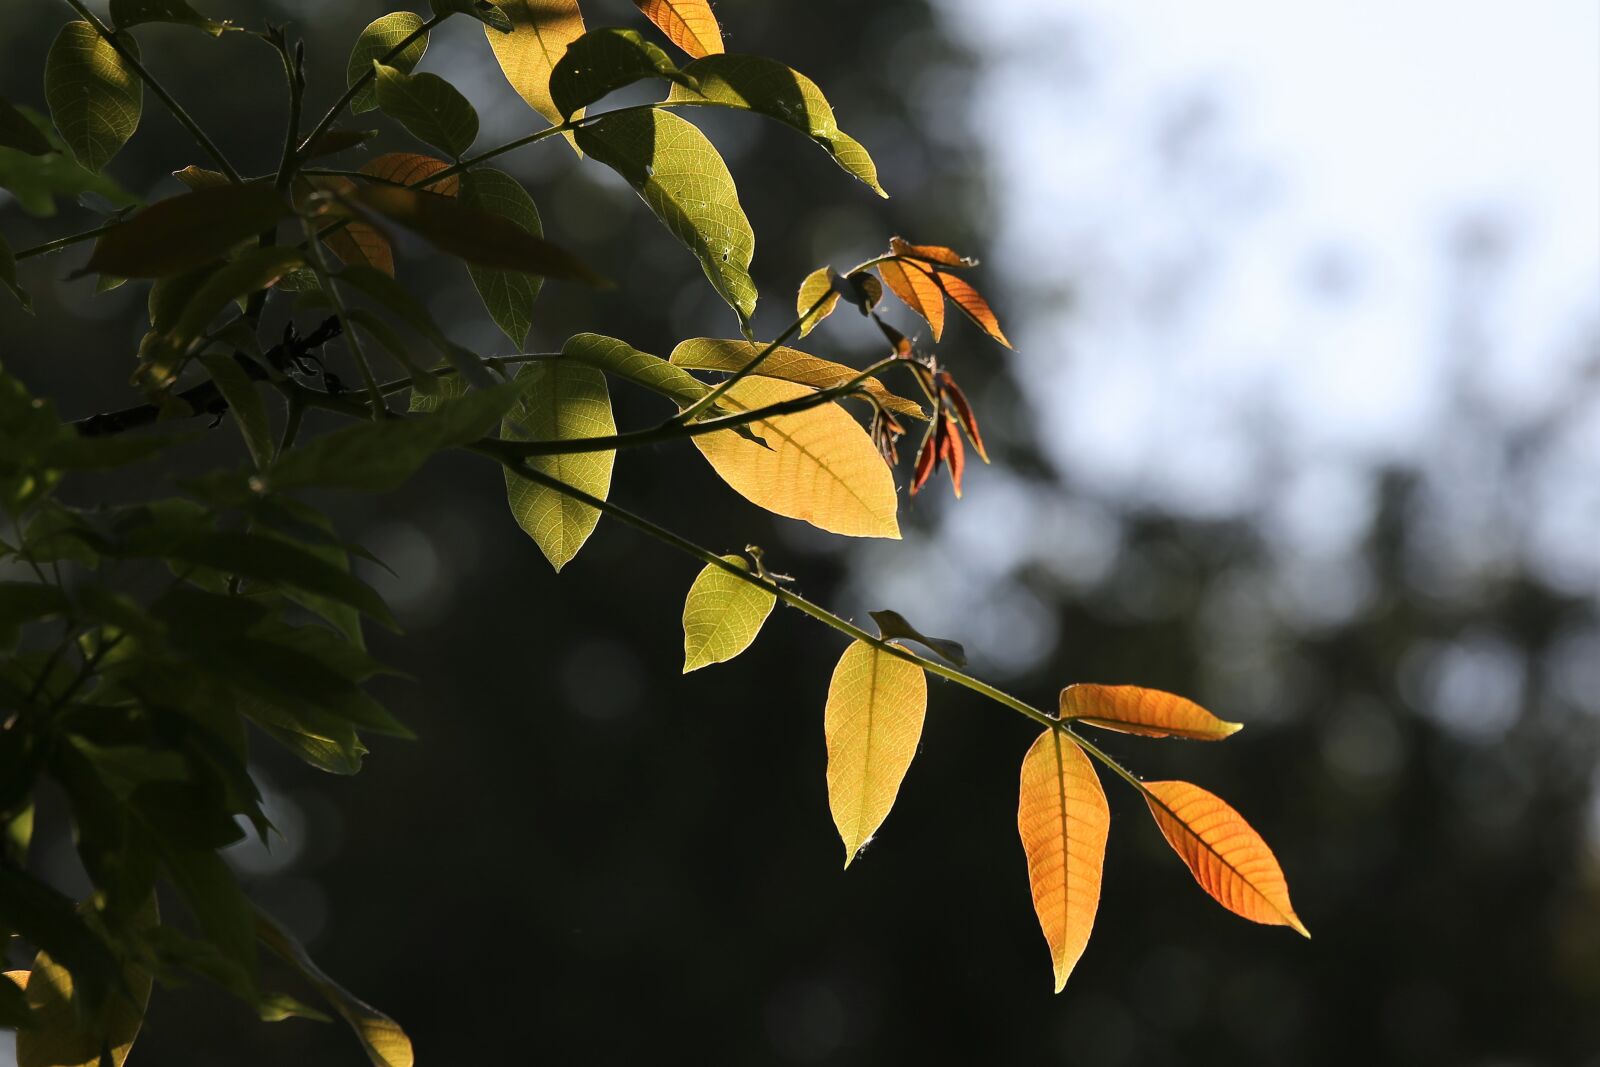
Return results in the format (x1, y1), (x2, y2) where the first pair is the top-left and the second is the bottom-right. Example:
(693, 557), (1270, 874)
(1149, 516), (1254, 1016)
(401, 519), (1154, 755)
(484, 0), (586, 133)
(634, 0), (723, 58)
(878, 258), (946, 341)
(824, 640), (927, 866)
(796, 266), (840, 337)
(670, 338), (925, 419)
(1059, 684), (1243, 741)
(1017, 729), (1109, 992)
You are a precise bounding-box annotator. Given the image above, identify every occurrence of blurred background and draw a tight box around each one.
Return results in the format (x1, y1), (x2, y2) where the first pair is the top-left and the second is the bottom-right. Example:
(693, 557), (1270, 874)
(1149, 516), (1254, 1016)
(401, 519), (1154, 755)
(2, 0), (1597, 1063)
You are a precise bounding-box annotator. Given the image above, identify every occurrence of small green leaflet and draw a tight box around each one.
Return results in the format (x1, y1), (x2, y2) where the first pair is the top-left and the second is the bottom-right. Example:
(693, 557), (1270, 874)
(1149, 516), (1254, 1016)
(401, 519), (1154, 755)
(0, 107), (138, 218)
(372, 63), (478, 159)
(549, 27), (694, 120)
(44, 22), (142, 173)
(109, 0), (230, 35)
(0, 96), (53, 156)
(681, 555), (775, 672)
(347, 13), (429, 114)
(575, 108), (757, 327)
(869, 609), (966, 667)
(462, 168), (544, 347)
(502, 361), (616, 571)
(560, 332), (708, 409)
(667, 55), (886, 197)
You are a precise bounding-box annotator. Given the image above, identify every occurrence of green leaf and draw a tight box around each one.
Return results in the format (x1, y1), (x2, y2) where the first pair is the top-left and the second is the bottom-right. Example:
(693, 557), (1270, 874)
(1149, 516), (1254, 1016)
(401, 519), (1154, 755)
(549, 27), (692, 121)
(796, 266), (837, 338)
(560, 332), (708, 409)
(869, 608), (966, 667)
(155, 247), (305, 363)
(109, 0), (229, 35)
(433, 0), (513, 33)
(347, 308), (440, 398)
(0, 96), (53, 156)
(681, 555), (774, 671)
(333, 265), (489, 387)
(170, 164), (228, 190)
(461, 168), (543, 346)
(268, 380), (525, 492)
(44, 22), (142, 173)
(343, 184), (602, 285)
(0, 868), (119, 1015)
(670, 337), (926, 419)
(574, 108), (757, 326)
(257, 912), (414, 1067)
(0, 107), (137, 217)
(372, 62), (478, 159)
(502, 361), (616, 570)
(197, 355), (271, 468)
(346, 13), (429, 115)
(1, 230), (30, 311)
(667, 54), (885, 197)
(77, 184), (287, 279)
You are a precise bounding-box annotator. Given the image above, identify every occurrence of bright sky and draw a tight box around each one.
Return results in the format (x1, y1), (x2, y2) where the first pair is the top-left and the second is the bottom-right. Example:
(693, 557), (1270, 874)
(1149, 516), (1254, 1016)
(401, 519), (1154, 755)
(939, 0), (1600, 516)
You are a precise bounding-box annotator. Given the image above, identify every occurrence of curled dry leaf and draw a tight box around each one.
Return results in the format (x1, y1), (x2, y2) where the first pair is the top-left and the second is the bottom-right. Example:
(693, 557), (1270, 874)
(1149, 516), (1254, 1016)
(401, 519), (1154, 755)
(1143, 780), (1310, 937)
(1017, 729), (1109, 992)
(825, 640), (927, 867)
(1060, 684), (1243, 741)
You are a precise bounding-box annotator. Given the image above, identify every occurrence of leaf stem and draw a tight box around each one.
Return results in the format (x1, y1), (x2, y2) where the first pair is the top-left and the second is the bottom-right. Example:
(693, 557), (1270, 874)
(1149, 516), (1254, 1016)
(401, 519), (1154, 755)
(297, 218), (385, 420)
(14, 222), (119, 261)
(673, 292), (835, 424)
(60, 0), (243, 184)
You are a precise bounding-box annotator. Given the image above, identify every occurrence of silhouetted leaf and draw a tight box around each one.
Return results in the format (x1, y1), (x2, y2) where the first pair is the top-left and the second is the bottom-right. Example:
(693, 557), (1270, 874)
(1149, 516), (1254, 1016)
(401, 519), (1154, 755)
(634, 0), (723, 58)
(482, 0), (585, 136)
(110, 0), (228, 35)
(462, 168), (543, 346)
(0, 97), (52, 156)
(667, 55), (884, 196)
(334, 264), (490, 385)
(197, 354), (272, 469)
(432, 0), (512, 33)
(372, 63), (477, 159)
(0, 108), (137, 217)
(869, 609), (965, 666)
(44, 22), (141, 172)
(158, 247), (305, 360)
(1060, 685), (1243, 741)
(550, 27), (691, 120)
(502, 361), (615, 570)
(575, 108), (756, 325)
(1018, 729), (1108, 992)
(1143, 780), (1310, 936)
(1, 231), (29, 311)
(691, 376), (900, 538)
(298, 127), (377, 160)
(795, 266), (837, 337)
(77, 184), (287, 278)
(682, 555), (774, 672)
(670, 337), (925, 419)
(825, 640), (926, 866)
(347, 13), (428, 115)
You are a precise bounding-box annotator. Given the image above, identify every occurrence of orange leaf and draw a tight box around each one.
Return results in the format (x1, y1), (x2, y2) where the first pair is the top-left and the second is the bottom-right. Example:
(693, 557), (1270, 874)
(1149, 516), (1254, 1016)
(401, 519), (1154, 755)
(1143, 780), (1310, 937)
(878, 259), (945, 341)
(360, 151), (460, 195)
(1018, 729), (1109, 992)
(890, 236), (977, 268)
(634, 0), (723, 58)
(1060, 684), (1242, 741)
(933, 271), (1011, 348)
(313, 157), (457, 277)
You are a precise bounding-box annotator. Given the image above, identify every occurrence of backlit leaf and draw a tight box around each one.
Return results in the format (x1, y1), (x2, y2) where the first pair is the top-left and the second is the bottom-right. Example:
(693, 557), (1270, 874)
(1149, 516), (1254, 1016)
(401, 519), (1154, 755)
(346, 13), (428, 115)
(550, 27), (689, 120)
(681, 555), (774, 672)
(933, 271), (1011, 348)
(78, 184), (288, 278)
(298, 127), (377, 160)
(878, 258), (945, 341)
(889, 236), (977, 268)
(482, 0), (585, 133)
(869, 608), (964, 666)
(633, 0), (723, 58)
(44, 22), (141, 172)
(1017, 729), (1109, 992)
(575, 107), (756, 325)
(795, 267), (838, 337)
(171, 164), (228, 190)
(197, 354), (272, 469)
(257, 912), (413, 1067)
(310, 175), (394, 276)
(561, 332), (708, 409)
(432, 0), (513, 33)
(1142, 780), (1310, 937)
(342, 184), (602, 284)
(462, 167), (543, 346)
(1060, 684), (1243, 741)
(0, 107), (137, 217)
(502, 361), (615, 570)
(0, 96), (53, 156)
(372, 63), (478, 159)
(824, 640), (926, 866)
(670, 337), (924, 419)
(324, 155), (455, 276)
(667, 55), (884, 196)
(110, 0), (228, 35)
(690, 376), (901, 538)
(360, 151), (459, 193)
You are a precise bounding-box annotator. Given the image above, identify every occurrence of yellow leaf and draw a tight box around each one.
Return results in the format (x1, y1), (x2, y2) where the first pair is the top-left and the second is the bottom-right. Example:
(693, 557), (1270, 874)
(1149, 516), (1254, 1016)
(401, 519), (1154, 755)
(1143, 780), (1310, 937)
(503, 361), (616, 570)
(682, 555), (775, 672)
(824, 640), (926, 866)
(484, 0), (586, 133)
(633, 0), (723, 58)
(689, 376), (901, 538)
(878, 258), (946, 342)
(796, 266), (839, 338)
(1059, 684), (1243, 741)
(670, 338), (925, 420)
(1017, 729), (1109, 993)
